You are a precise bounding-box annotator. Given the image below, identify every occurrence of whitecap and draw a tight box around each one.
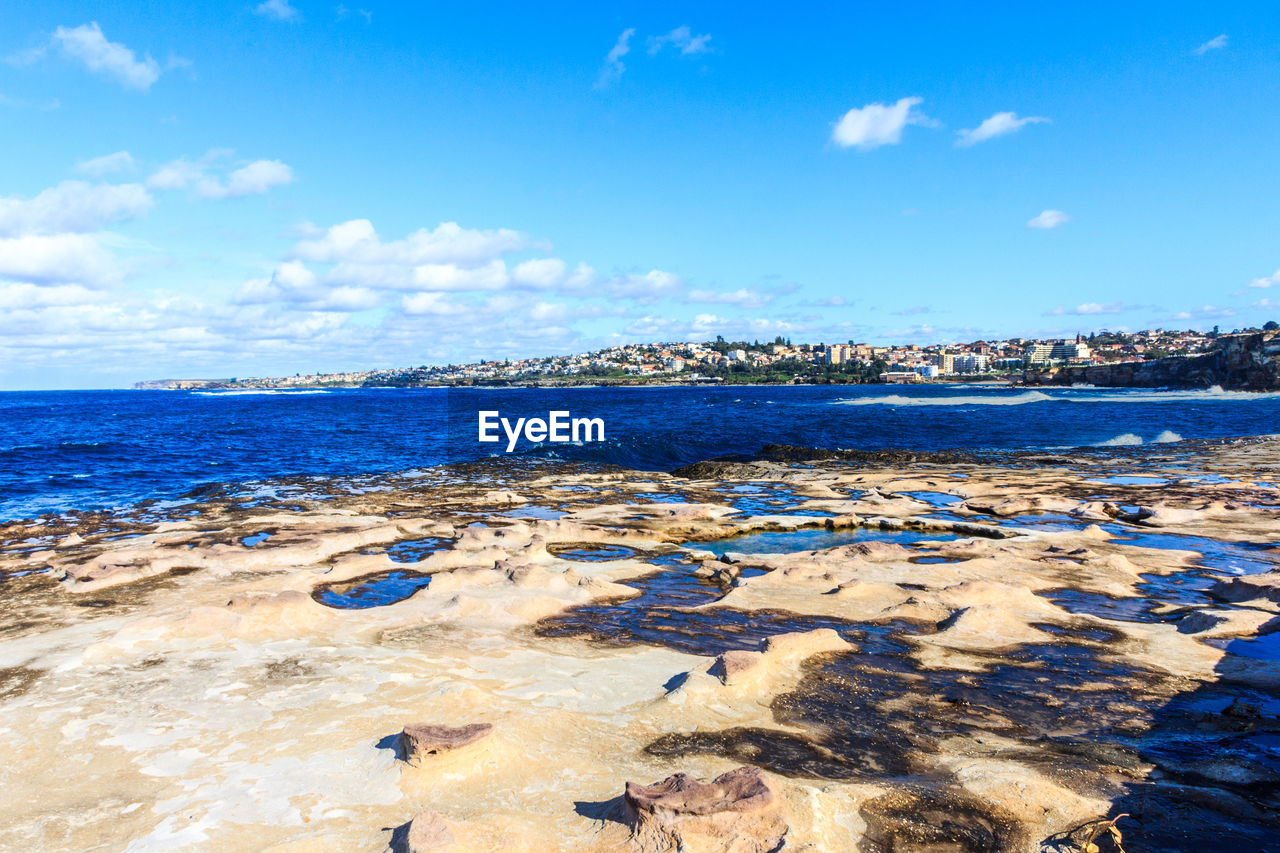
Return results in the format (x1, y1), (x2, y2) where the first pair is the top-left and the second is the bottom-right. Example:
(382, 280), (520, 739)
(838, 391), (1056, 407)
(193, 389), (331, 396)
(1096, 433), (1144, 446)
(1152, 430), (1183, 443)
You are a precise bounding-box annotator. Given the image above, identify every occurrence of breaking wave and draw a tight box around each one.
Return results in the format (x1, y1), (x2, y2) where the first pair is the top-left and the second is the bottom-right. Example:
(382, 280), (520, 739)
(838, 391), (1056, 407)
(193, 390), (331, 396)
(1096, 433), (1145, 446)
(838, 385), (1280, 408)
(1095, 429), (1184, 447)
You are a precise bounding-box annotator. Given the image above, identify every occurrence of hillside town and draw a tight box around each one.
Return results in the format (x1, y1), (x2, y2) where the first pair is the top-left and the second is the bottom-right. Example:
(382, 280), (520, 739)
(135, 325), (1274, 389)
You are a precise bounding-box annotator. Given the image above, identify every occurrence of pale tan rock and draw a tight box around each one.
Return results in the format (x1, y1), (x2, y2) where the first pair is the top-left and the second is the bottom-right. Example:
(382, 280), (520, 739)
(405, 811), (455, 852)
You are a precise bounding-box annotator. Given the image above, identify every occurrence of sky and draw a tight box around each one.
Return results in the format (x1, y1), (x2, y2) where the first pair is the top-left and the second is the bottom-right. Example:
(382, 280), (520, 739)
(1, 2), (1278, 389)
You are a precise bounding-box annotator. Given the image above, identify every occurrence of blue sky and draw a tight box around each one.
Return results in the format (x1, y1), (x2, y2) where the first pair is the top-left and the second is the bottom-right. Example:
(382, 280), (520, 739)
(1, 1), (1278, 388)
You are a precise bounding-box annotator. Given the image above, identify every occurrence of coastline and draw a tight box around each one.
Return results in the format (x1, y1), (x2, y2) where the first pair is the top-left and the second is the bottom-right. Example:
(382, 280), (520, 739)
(2, 439), (1278, 850)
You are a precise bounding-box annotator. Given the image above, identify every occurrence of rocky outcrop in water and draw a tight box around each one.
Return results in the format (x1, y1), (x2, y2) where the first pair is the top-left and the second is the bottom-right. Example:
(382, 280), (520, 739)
(1025, 331), (1280, 390)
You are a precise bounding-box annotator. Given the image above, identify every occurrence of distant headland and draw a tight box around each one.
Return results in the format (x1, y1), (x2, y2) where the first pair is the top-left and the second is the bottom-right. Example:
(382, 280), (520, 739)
(135, 325), (1280, 392)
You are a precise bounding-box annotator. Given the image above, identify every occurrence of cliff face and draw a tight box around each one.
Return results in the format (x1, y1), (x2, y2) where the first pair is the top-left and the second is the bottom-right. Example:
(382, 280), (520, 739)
(1025, 331), (1280, 391)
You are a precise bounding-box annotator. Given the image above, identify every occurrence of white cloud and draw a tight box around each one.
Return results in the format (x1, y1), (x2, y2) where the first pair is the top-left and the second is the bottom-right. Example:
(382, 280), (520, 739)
(595, 28), (635, 89)
(1044, 301), (1127, 316)
(608, 269), (686, 303)
(146, 157), (205, 191)
(0, 181), (151, 236)
(1027, 209), (1070, 229)
(401, 292), (467, 316)
(830, 97), (931, 150)
(254, 0), (301, 21)
(0, 233), (123, 286)
(684, 288), (773, 309)
(511, 257), (567, 288)
(1170, 305), (1235, 321)
(294, 219), (536, 270)
(1193, 34), (1228, 55)
(623, 312), (800, 341)
(411, 259), (510, 291)
(955, 111), (1049, 147)
(148, 152), (294, 199)
(201, 160), (294, 198)
(0, 282), (100, 310)
(649, 26), (712, 56)
(75, 151), (135, 177)
(51, 23), (162, 90)
(235, 259), (378, 311)
(1247, 269), (1280, 289)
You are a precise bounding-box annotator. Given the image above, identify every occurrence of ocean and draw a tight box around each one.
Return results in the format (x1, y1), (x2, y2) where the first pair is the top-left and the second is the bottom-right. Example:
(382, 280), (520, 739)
(2, 384), (1278, 521)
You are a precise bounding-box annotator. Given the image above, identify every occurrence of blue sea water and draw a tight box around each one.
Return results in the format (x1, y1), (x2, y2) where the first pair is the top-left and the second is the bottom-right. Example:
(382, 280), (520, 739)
(1, 384), (1278, 521)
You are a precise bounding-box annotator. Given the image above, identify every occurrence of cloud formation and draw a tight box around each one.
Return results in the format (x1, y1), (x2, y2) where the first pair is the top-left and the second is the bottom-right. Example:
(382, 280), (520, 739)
(254, 0), (300, 21)
(51, 23), (163, 90)
(648, 26), (712, 56)
(1170, 305), (1235, 321)
(955, 111), (1049, 147)
(0, 181), (152, 237)
(684, 288), (773, 309)
(1027, 209), (1069, 229)
(1247, 269), (1280, 289)
(75, 151), (135, 177)
(830, 97), (931, 150)
(1044, 301), (1128, 316)
(1193, 34), (1228, 55)
(148, 152), (295, 199)
(595, 29), (635, 89)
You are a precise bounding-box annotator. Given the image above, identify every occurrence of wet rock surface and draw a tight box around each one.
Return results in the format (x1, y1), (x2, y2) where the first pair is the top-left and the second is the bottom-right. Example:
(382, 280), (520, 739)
(0, 441), (1278, 850)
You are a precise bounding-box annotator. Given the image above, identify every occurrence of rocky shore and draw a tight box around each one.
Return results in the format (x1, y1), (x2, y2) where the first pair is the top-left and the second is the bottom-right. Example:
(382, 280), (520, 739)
(1025, 330), (1280, 391)
(1, 440), (1278, 851)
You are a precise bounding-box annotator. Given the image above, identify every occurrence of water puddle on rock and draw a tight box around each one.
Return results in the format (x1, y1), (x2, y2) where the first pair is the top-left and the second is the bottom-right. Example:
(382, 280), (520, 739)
(537, 552), (864, 656)
(312, 570), (433, 609)
(897, 491), (964, 508)
(684, 526), (966, 557)
(548, 543), (638, 561)
(363, 537), (452, 563)
(1044, 532), (1278, 624)
(1207, 632), (1280, 661)
(636, 492), (695, 504)
(714, 482), (836, 517)
(1089, 475), (1171, 486)
(496, 506), (566, 520)
(241, 532), (272, 547)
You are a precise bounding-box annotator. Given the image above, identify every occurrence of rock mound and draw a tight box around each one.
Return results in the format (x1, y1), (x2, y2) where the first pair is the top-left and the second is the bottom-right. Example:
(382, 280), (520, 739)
(623, 766), (785, 852)
(400, 722), (493, 763)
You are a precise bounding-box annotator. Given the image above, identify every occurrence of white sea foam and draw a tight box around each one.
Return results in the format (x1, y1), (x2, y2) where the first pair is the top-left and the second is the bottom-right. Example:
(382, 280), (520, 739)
(1091, 386), (1279, 403)
(1096, 433), (1144, 446)
(837, 385), (1280, 407)
(839, 391), (1056, 407)
(1152, 430), (1183, 443)
(193, 390), (331, 396)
